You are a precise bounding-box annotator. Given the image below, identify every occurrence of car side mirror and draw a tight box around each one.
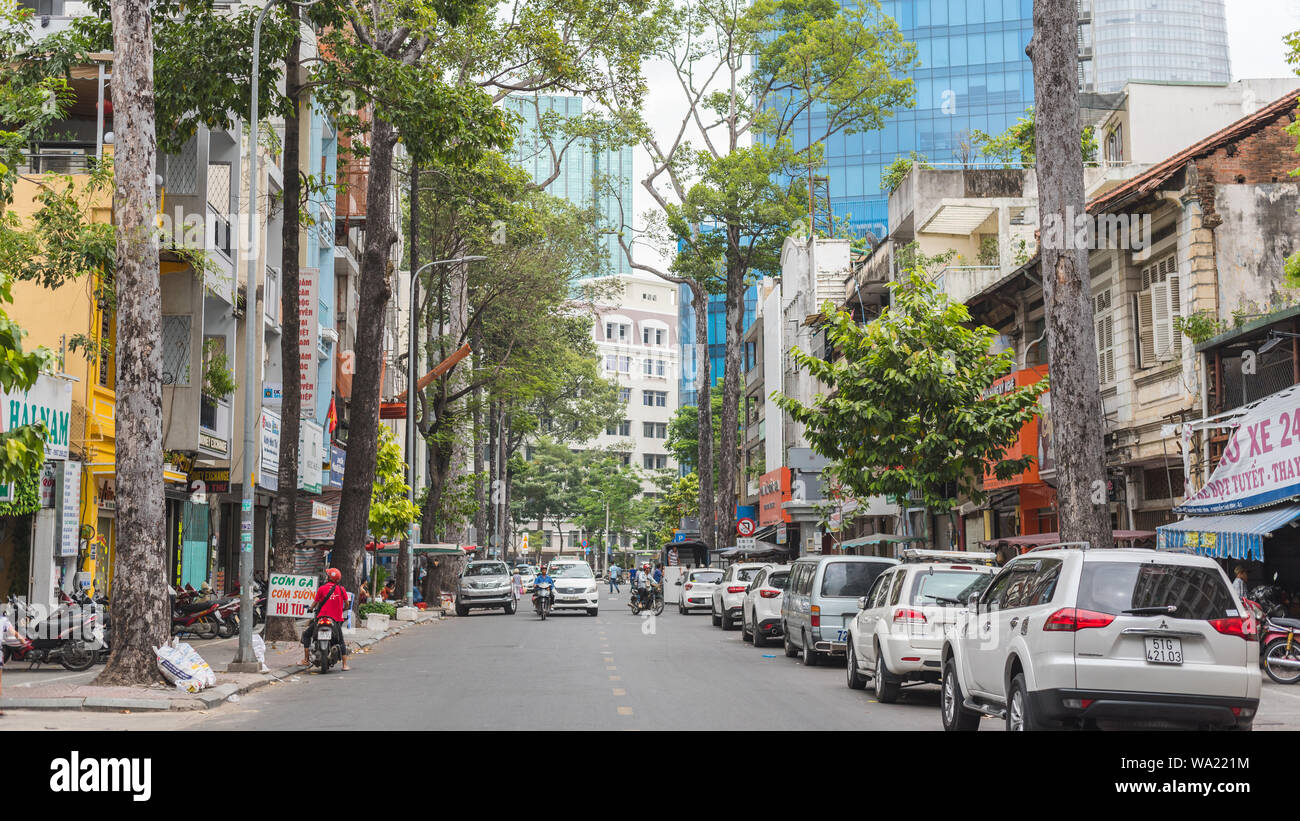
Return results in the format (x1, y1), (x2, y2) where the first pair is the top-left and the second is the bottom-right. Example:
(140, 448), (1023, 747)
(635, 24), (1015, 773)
(857, 596), (869, 611)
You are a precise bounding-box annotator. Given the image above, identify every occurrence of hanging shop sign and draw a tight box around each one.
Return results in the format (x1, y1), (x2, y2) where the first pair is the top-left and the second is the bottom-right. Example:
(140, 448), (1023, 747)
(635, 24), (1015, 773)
(267, 572), (320, 619)
(299, 267), (320, 408)
(60, 461), (81, 558)
(259, 408), (281, 492)
(0, 374), (73, 461)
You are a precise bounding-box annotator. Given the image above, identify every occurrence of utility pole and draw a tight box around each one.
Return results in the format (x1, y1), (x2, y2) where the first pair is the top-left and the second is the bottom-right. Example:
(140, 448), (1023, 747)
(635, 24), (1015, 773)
(1030, 0), (1113, 549)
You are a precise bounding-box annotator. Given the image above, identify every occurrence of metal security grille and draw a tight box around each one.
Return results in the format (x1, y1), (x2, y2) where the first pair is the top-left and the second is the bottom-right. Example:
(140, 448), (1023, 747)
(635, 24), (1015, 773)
(164, 138), (198, 195)
(206, 163), (230, 212)
(1222, 344), (1295, 408)
(161, 315), (192, 386)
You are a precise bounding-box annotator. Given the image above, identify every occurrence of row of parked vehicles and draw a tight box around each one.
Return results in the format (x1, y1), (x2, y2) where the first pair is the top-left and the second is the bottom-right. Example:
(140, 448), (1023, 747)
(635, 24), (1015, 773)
(685, 545), (1263, 731)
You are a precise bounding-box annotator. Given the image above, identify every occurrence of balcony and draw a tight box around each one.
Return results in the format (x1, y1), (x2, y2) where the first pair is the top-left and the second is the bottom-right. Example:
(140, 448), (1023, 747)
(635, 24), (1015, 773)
(18, 147), (95, 175)
(936, 265), (1003, 306)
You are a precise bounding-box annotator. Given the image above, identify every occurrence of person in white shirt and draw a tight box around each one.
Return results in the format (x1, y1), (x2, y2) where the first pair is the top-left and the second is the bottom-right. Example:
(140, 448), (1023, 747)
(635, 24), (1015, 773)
(0, 612), (22, 711)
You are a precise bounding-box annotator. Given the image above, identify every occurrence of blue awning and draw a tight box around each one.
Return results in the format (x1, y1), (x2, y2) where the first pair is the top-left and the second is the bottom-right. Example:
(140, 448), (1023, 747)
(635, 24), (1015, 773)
(1156, 504), (1300, 561)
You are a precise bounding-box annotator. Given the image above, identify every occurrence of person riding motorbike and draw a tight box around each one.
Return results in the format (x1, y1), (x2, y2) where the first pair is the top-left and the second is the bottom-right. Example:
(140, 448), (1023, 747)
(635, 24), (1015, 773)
(532, 566), (555, 612)
(633, 562), (655, 608)
(300, 568), (349, 671)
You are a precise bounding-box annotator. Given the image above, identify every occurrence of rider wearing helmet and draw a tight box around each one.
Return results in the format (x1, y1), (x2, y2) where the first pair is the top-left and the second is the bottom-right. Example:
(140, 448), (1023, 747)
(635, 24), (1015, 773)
(634, 562), (654, 607)
(301, 568), (350, 670)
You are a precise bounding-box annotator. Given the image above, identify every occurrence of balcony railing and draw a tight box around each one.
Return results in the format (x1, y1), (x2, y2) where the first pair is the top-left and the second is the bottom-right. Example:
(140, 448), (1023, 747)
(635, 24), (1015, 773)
(18, 149), (94, 174)
(936, 265), (1003, 306)
(208, 203), (232, 258)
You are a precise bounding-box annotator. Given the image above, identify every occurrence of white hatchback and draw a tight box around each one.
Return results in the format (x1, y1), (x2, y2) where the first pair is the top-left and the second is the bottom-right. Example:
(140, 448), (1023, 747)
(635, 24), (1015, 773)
(712, 563), (771, 630)
(678, 568), (723, 614)
(741, 564), (792, 647)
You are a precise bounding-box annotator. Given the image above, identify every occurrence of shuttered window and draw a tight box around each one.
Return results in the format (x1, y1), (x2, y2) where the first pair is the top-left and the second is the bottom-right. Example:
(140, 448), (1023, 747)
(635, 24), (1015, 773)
(1138, 254), (1180, 367)
(1094, 284), (1115, 385)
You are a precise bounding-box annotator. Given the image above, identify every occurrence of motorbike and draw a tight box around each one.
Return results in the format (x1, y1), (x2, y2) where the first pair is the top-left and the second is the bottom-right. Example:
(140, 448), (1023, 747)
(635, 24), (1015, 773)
(214, 596), (242, 638)
(3, 594), (101, 672)
(309, 616), (343, 673)
(1259, 611), (1300, 684)
(170, 587), (223, 639)
(628, 583), (665, 616)
(533, 582), (553, 620)
(1248, 582), (1291, 618)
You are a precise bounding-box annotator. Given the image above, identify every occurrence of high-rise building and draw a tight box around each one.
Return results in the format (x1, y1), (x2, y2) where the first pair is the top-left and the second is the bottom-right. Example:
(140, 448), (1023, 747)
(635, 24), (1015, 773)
(679, 287), (758, 409)
(1079, 0), (1230, 94)
(503, 95), (634, 278)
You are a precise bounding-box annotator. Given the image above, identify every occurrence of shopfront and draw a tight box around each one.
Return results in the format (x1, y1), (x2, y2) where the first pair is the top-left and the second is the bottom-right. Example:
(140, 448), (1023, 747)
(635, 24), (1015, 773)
(979, 366), (1055, 546)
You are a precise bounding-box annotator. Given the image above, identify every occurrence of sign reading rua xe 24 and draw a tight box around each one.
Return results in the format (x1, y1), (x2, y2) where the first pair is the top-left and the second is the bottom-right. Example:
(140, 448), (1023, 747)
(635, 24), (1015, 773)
(1178, 384), (1300, 514)
(0, 374), (73, 461)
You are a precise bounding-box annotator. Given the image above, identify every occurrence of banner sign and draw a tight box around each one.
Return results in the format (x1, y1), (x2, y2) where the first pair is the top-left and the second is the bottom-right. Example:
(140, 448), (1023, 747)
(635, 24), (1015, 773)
(299, 268), (320, 408)
(1178, 384), (1300, 514)
(0, 373), (73, 461)
(328, 444), (346, 489)
(60, 461), (81, 557)
(259, 408), (281, 492)
(267, 573), (320, 619)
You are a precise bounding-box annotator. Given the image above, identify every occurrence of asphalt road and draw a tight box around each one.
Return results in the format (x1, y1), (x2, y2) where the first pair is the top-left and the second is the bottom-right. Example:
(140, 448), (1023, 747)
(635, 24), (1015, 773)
(193, 590), (966, 731)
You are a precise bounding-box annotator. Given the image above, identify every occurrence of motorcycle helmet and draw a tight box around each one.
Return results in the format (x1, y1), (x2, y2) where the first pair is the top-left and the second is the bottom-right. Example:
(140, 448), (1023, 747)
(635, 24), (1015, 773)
(326, 568), (341, 583)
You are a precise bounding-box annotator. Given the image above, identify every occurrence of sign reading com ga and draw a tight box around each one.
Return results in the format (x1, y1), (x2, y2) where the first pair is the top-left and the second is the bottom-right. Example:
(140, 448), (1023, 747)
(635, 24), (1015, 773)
(267, 573), (320, 618)
(1179, 385), (1300, 514)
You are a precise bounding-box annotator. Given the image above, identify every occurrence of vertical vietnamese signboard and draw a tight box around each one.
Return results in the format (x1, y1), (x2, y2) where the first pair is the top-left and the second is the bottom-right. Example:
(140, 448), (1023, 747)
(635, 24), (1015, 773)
(60, 460), (80, 557)
(298, 420), (324, 494)
(260, 408), (281, 492)
(299, 268), (319, 410)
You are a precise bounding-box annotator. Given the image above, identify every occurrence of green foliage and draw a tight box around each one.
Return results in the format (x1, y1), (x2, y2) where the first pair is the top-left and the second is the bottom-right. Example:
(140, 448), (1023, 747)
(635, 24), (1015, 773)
(369, 427), (420, 542)
(648, 471), (699, 547)
(202, 338), (237, 399)
(971, 107), (1097, 167)
(774, 267), (1047, 512)
(882, 152), (930, 193)
(1173, 311), (1230, 345)
(0, 466), (41, 518)
(977, 235), (999, 267)
(359, 601), (398, 618)
(666, 383), (723, 478)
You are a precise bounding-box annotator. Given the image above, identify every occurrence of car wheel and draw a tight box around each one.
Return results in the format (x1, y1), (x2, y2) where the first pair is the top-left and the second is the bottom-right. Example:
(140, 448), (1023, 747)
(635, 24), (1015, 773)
(587, 608), (598, 617)
(1006, 673), (1043, 731)
(504, 600), (516, 615)
(846, 642), (866, 690)
(874, 646), (900, 703)
(679, 602), (686, 615)
(784, 626), (798, 658)
(721, 610), (734, 631)
(941, 657), (980, 731)
(741, 610), (751, 641)
(802, 631), (819, 666)
(455, 601), (468, 617)
(752, 611), (766, 648)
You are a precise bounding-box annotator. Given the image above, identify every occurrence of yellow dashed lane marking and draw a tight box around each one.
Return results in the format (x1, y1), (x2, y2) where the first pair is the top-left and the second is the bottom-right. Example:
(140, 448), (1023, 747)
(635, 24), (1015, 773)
(617, 706), (634, 716)
(612, 688), (626, 696)
(609, 675), (621, 681)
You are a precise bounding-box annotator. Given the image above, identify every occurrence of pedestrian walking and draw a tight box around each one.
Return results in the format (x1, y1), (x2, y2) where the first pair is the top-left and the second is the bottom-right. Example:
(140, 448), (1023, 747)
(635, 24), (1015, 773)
(512, 567), (523, 602)
(608, 565), (621, 594)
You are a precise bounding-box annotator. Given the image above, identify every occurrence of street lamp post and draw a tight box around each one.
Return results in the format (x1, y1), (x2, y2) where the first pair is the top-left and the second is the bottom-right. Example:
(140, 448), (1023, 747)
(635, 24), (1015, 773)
(405, 256), (484, 603)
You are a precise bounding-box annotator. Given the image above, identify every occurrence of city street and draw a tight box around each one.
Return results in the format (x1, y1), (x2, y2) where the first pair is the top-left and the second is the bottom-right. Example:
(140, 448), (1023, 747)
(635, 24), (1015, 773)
(6, 588), (1300, 732)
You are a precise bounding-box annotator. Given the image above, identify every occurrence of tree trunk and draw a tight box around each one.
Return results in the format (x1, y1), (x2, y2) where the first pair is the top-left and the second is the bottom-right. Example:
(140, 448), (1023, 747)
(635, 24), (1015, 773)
(267, 16), (302, 643)
(445, 260), (471, 543)
(502, 412), (511, 562)
(97, 0), (166, 685)
(718, 240), (744, 552)
(331, 115), (399, 593)
(1030, 1), (1113, 549)
(692, 285), (715, 553)
(472, 335), (487, 544)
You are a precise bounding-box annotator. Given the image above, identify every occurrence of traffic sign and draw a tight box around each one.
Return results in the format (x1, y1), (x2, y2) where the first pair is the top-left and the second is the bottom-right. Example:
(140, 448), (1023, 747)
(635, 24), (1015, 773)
(737, 536), (756, 550)
(522, 532), (529, 551)
(736, 518), (757, 537)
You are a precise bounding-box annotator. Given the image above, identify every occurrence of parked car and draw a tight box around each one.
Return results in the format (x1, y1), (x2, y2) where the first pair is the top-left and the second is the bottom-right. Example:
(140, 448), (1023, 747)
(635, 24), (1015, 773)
(847, 550), (997, 701)
(742, 564), (792, 647)
(940, 545), (1260, 731)
(548, 560), (600, 616)
(783, 555), (898, 666)
(712, 563), (771, 629)
(455, 560), (516, 616)
(678, 568), (723, 614)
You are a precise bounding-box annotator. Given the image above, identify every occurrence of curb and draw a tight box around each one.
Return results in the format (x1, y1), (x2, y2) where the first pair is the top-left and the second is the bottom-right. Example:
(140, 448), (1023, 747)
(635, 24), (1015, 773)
(0, 615), (439, 714)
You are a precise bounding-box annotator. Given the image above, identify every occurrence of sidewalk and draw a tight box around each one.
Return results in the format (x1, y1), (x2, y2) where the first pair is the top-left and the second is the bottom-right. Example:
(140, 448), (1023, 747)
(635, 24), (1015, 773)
(0, 611), (443, 713)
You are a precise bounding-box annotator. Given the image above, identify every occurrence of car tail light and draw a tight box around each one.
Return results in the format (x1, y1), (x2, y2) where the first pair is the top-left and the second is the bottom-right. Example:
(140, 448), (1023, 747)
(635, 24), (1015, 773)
(893, 608), (927, 624)
(727, 585), (747, 594)
(1210, 615), (1256, 640)
(949, 565), (972, 570)
(1043, 608), (1115, 631)
(684, 584), (693, 591)
(811, 605), (820, 627)
(760, 589), (781, 599)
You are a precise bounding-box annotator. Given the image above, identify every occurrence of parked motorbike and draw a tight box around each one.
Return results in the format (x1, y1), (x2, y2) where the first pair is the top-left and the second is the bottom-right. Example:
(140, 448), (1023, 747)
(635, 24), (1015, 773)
(1260, 612), (1300, 684)
(3, 594), (100, 672)
(170, 587), (222, 639)
(533, 582), (554, 620)
(1248, 583), (1291, 618)
(214, 596), (242, 638)
(628, 584), (665, 616)
(309, 616), (342, 673)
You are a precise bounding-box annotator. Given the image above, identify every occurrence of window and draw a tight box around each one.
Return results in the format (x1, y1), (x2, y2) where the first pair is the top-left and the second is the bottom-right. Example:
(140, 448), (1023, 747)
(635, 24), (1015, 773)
(605, 355), (631, 373)
(642, 327), (666, 346)
(605, 322), (628, 342)
(1094, 281), (1115, 384)
(1077, 562), (1237, 620)
(820, 561), (890, 598)
(866, 573), (890, 608)
(642, 422), (667, 439)
(1137, 253), (1181, 367)
(1105, 123), (1123, 164)
(642, 390), (667, 407)
(986, 559), (1062, 611)
(606, 419), (631, 437)
(618, 387), (631, 402)
(887, 569), (907, 606)
(643, 454), (668, 470)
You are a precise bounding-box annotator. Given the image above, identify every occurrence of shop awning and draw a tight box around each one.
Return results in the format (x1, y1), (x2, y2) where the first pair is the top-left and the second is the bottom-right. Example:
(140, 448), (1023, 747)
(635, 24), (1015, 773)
(1156, 504), (1300, 562)
(375, 543), (463, 557)
(980, 530), (1156, 549)
(839, 534), (925, 550)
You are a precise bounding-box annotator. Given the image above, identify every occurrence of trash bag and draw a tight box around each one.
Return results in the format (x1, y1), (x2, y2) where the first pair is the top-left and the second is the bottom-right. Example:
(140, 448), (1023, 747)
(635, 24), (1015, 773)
(154, 638), (215, 691)
(251, 633), (268, 673)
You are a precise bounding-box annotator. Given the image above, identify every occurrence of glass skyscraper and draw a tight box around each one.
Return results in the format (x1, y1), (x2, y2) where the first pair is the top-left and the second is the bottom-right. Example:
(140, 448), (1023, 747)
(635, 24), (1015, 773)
(781, 0), (1036, 241)
(679, 285), (758, 408)
(1081, 0), (1230, 93)
(503, 95), (635, 277)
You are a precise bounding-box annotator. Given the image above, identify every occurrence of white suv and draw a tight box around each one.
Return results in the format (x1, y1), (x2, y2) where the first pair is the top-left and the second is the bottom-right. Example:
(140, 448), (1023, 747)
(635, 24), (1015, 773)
(847, 550), (997, 702)
(940, 545), (1260, 731)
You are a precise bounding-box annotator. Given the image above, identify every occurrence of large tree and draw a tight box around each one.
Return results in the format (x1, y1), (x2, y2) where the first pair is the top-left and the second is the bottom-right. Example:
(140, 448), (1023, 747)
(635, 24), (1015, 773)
(776, 270), (1045, 518)
(609, 0), (916, 550)
(96, 0), (165, 685)
(1029, 0), (1112, 548)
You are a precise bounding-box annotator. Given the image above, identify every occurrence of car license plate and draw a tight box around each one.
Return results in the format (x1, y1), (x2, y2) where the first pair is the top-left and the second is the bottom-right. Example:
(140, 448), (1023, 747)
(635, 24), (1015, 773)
(835, 629), (848, 642)
(1145, 637), (1183, 665)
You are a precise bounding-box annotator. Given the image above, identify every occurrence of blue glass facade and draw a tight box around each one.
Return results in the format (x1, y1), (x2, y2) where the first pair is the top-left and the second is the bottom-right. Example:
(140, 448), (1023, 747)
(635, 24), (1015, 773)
(782, 0), (1035, 240)
(679, 285), (757, 408)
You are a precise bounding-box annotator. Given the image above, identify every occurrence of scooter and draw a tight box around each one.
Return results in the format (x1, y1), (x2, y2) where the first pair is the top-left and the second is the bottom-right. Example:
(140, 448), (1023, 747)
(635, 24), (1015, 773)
(533, 582), (553, 620)
(1261, 612), (1300, 684)
(628, 584), (664, 616)
(171, 592), (222, 639)
(3, 595), (100, 671)
(309, 616), (342, 673)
